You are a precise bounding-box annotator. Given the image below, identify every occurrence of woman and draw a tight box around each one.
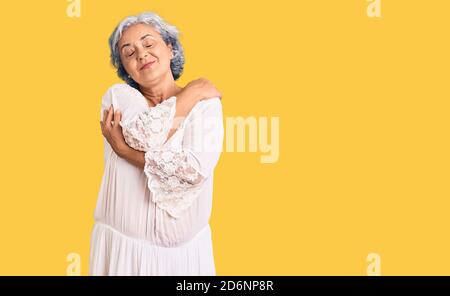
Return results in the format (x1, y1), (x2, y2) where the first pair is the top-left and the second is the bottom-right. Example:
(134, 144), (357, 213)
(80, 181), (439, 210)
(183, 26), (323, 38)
(89, 12), (224, 276)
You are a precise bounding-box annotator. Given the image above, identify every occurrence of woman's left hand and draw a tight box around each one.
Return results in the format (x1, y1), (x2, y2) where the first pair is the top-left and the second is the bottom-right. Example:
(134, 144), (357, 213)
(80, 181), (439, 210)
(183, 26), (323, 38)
(100, 105), (128, 158)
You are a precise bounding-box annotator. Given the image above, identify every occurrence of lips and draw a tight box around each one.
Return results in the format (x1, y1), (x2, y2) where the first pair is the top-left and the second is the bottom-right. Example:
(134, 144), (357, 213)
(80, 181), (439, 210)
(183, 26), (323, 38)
(140, 61), (156, 70)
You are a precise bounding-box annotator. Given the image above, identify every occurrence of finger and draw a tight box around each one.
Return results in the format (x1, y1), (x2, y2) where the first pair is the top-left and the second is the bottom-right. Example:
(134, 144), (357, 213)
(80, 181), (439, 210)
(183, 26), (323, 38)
(103, 110), (108, 126)
(113, 110), (122, 128)
(105, 105), (114, 127)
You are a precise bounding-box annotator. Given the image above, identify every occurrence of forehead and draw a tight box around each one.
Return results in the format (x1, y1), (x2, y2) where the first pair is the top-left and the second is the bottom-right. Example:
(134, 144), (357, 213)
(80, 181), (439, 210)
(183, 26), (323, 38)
(119, 23), (161, 46)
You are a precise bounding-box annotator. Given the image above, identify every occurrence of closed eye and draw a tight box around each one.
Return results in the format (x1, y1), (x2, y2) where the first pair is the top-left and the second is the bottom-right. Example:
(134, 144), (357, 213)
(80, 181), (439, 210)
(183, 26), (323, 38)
(127, 52), (135, 57)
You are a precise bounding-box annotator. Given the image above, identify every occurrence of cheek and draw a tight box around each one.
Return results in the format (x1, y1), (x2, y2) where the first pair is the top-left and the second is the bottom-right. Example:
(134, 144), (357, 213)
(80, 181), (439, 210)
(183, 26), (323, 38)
(122, 59), (136, 74)
(156, 52), (171, 67)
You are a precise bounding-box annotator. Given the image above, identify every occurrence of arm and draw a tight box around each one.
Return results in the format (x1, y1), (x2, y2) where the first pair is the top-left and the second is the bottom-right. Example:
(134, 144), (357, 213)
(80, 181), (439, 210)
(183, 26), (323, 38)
(118, 146), (145, 169)
(101, 78), (221, 160)
(164, 89), (201, 145)
(166, 78), (221, 143)
(122, 98), (224, 218)
(120, 97), (223, 172)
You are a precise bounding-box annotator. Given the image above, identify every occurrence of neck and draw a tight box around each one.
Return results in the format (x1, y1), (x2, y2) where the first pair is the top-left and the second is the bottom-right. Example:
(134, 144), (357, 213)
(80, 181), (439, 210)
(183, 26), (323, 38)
(138, 74), (182, 106)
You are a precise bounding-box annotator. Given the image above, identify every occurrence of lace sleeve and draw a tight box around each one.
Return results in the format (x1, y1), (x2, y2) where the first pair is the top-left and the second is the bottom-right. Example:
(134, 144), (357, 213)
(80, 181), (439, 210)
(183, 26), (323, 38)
(144, 148), (208, 218)
(144, 98), (224, 219)
(119, 96), (177, 151)
(119, 96), (224, 219)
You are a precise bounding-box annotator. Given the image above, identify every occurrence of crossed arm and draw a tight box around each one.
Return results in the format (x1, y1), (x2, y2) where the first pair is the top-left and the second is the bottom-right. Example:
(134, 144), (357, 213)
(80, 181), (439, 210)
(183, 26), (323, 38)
(100, 78), (221, 169)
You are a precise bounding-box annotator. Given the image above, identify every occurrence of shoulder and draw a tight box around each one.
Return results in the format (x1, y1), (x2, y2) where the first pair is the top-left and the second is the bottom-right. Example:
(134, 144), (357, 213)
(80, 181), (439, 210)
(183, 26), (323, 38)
(102, 83), (139, 99)
(183, 97), (223, 127)
(101, 83), (146, 113)
(195, 97), (223, 115)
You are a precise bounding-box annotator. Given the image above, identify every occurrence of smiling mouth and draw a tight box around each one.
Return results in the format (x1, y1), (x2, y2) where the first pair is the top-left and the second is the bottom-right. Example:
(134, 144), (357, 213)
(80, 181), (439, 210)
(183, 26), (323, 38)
(140, 61), (156, 70)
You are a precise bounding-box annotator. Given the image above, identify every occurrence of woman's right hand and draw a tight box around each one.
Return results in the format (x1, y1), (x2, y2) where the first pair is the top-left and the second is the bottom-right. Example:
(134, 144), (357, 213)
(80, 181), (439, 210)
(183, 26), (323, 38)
(183, 78), (222, 102)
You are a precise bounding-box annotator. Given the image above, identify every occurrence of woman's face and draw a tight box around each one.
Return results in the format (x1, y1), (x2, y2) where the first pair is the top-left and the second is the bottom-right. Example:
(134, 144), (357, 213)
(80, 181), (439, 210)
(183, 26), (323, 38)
(118, 23), (174, 86)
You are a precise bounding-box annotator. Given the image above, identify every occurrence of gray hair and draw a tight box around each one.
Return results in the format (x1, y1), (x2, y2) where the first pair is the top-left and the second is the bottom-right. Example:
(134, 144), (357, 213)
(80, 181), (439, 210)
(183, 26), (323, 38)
(108, 12), (185, 88)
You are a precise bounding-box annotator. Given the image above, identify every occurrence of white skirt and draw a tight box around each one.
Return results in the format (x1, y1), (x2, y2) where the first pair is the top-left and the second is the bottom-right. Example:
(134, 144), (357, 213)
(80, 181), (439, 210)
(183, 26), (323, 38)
(89, 222), (216, 276)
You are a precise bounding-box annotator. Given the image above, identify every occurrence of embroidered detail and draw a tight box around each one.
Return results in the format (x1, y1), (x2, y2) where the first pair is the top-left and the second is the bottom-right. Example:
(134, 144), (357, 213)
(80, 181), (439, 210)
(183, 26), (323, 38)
(143, 149), (206, 219)
(119, 97), (177, 151)
(113, 86), (205, 219)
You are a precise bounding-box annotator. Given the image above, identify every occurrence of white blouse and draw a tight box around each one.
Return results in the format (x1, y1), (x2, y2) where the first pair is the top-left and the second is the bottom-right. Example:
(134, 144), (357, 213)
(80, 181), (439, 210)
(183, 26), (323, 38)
(93, 83), (224, 247)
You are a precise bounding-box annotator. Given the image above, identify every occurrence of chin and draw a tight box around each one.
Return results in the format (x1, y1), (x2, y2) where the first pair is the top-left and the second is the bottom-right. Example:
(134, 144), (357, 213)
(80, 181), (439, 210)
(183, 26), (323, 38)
(137, 76), (159, 87)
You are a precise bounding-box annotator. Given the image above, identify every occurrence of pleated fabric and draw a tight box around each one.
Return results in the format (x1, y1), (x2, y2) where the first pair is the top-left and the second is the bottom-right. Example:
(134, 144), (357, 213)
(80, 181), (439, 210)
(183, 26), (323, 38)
(89, 222), (215, 276)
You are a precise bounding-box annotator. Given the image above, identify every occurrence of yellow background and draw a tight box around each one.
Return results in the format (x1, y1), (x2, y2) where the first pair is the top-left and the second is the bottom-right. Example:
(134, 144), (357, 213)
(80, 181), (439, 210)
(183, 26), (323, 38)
(0, 0), (449, 275)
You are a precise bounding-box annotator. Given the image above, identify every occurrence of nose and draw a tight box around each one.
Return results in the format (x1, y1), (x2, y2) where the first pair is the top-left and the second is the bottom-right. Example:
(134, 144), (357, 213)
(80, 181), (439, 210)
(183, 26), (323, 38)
(138, 49), (148, 61)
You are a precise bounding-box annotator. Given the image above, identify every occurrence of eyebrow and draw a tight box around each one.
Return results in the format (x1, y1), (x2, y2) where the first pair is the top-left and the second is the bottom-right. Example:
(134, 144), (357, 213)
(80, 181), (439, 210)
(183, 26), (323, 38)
(120, 34), (155, 50)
